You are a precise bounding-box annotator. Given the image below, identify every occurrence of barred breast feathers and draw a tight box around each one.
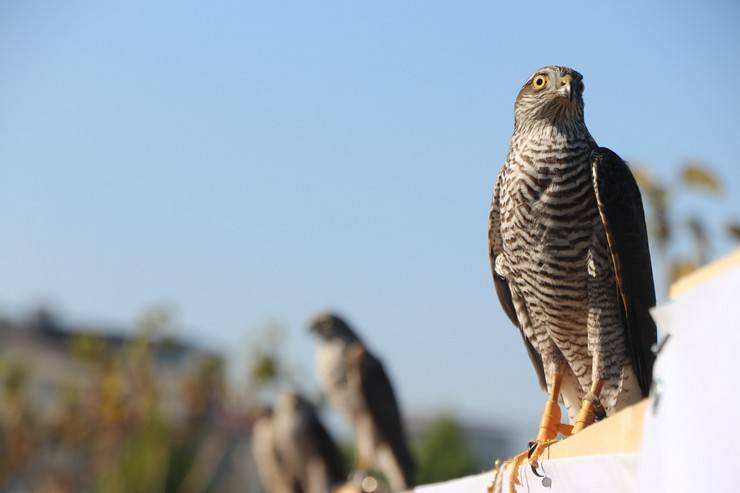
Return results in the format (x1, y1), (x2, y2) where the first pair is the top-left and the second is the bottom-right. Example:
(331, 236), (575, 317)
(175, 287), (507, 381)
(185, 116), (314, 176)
(498, 119), (599, 330)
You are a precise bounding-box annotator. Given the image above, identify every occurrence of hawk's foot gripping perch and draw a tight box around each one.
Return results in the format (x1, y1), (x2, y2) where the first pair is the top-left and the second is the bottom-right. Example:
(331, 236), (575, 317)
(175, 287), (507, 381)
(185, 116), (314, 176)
(500, 373), (572, 491)
(571, 379), (605, 434)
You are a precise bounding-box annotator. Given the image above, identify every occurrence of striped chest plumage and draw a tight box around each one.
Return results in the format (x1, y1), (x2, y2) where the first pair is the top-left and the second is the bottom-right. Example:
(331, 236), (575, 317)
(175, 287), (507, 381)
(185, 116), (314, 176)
(498, 124), (600, 339)
(315, 340), (366, 419)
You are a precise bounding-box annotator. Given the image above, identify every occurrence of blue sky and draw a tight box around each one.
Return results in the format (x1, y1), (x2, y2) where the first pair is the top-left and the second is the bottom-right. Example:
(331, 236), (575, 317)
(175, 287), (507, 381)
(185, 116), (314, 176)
(1, 1), (739, 429)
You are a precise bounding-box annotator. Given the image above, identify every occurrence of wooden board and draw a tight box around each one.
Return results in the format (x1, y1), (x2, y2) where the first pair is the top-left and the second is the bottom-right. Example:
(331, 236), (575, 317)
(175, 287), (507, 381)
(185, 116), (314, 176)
(545, 400), (647, 459)
(670, 248), (740, 299)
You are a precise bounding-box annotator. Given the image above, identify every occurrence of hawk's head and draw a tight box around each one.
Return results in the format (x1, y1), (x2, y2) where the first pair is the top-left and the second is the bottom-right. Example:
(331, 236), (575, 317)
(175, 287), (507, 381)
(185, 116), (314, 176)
(514, 65), (585, 127)
(308, 311), (360, 343)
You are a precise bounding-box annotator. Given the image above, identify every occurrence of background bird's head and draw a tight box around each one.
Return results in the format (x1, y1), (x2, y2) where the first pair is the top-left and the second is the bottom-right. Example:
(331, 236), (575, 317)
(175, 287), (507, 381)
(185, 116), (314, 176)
(308, 311), (361, 343)
(514, 65), (585, 128)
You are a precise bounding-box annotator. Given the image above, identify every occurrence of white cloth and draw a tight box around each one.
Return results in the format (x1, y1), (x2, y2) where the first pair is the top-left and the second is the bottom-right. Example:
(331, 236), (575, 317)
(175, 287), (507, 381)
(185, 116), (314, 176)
(414, 454), (638, 493)
(639, 264), (740, 493)
(412, 472), (492, 493)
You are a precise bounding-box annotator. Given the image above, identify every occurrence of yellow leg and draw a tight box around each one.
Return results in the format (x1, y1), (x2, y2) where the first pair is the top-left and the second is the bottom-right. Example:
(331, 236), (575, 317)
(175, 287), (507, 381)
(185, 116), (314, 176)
(528, 372), (570, 468)
(572, 379), (604, 434)
(495, 373), (585, 492)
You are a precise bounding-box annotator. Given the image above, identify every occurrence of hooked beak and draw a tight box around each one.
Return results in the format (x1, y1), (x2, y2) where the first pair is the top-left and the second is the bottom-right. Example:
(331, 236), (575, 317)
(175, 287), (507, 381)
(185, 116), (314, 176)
(560, 74), (574, 102)
(308, 323), (322, 337)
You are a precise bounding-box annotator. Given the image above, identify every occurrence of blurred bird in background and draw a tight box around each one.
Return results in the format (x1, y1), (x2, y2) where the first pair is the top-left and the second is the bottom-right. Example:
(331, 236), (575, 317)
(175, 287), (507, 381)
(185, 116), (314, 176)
(309, 313), (415, 491)
(272, 391), (347, 493)
(488, 66), (657, 473)
(251, 405), (297, 493)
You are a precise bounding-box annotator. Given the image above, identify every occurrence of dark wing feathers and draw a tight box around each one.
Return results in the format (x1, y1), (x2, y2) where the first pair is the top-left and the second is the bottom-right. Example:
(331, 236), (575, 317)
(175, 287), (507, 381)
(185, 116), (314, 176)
(307, 408), (347, 485)
(488, 172), (547, 390)
(591, 147), (657, 397)
(356, 348), (415, 487)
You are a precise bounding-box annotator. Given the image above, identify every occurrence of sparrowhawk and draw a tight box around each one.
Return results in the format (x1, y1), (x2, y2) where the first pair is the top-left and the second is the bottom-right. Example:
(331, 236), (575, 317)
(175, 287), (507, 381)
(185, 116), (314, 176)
(309, 312), (415, 491)
(488, 65), (657, 477)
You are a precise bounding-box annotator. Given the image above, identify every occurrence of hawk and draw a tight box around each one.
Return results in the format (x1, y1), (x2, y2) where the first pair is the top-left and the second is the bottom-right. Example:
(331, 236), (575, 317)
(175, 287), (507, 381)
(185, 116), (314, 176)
(309, 313), (415, 491)
(272, 391), (347, 493)
(488, 66), (657, 469)
(251, 405), (297, 493)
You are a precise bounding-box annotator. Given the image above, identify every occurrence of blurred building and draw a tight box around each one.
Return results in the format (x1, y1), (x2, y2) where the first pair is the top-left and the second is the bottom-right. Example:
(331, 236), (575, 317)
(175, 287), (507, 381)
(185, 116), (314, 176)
(0, 309), (214, 425)
(0, 308), (261, 493)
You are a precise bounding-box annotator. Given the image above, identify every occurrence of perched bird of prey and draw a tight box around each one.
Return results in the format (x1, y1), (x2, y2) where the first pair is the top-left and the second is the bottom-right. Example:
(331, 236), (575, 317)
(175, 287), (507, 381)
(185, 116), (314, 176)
(488, 66), (657, 468)
(309, 313), (415, 491)
(272, 391), (347, 493)
(251, 406), (297, 493)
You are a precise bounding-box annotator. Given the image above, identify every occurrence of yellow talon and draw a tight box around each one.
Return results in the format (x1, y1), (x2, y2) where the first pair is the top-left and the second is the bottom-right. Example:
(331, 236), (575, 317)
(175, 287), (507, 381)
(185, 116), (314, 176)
(572, 380), (604, 434)
(494, 373), (602, 491)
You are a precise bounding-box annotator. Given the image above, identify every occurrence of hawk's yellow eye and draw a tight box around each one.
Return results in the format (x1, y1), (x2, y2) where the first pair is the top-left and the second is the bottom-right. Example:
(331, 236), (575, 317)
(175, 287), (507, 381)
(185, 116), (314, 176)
(532, 75), (548, 91)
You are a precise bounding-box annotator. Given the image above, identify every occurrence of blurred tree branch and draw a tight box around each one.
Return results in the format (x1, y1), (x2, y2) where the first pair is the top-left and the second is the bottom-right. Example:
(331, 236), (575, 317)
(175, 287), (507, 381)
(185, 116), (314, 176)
(633, 161), (739, 289)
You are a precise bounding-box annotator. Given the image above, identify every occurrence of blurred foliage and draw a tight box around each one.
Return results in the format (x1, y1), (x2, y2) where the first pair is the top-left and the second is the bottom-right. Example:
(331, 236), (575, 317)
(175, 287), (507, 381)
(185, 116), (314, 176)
(680, 163), (722, 195)
(251, 355), (277, 384)
(1, 360), (30, 399)
(70, 333), (110, 364)
(244, 322), (298, 403)
(633, 161), (739, 288)
(0, 306), (228, 493)
(413, 414), (477, 484)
